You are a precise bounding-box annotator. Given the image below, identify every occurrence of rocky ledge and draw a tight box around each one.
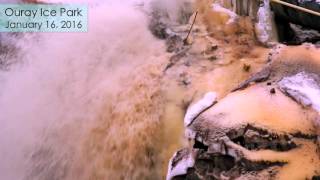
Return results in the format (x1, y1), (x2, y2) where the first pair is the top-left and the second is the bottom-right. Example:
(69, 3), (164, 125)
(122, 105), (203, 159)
(167, 44), (320, 180)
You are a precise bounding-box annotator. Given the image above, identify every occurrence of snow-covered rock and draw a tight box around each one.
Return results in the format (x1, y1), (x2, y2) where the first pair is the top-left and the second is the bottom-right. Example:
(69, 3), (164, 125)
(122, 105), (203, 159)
(184, 91), (217, 127)
(166, 148), (195, 180)
(278, 71), (320, 112)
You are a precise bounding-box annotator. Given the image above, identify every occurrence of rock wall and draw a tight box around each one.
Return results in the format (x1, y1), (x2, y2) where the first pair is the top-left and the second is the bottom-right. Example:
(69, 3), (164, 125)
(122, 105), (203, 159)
(167, 44), (320, 180)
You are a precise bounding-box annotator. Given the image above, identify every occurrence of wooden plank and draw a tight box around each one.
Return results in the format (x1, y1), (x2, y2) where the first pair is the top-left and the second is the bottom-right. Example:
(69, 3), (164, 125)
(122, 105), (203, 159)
(270, 0), (320, 17)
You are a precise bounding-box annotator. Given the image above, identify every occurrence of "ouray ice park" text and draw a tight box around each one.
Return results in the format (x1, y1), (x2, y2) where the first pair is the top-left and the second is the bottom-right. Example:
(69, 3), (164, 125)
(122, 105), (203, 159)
(4, 7), (83, 18)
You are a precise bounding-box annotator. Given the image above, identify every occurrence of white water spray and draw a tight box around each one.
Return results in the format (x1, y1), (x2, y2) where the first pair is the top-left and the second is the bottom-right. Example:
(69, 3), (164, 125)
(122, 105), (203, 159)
(0, 1), (172, 179)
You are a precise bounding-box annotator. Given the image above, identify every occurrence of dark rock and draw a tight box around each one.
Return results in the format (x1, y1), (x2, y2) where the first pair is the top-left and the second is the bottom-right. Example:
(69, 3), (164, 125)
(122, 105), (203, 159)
(207, 55), (217, 61)
(227, 125), (297, 152)
(168, 122), (311, 179)
(271, 0), (320, 44)
(232, 66), (271, 92)
(210, 45), (218, 51)
(169, 145), (285, 180)
(148, 10), (171, 40)
(203, 45), (218, 55)
(166, 35), (184, 53)
(0, 33), (21, 71)
(240, 159), (285, 171)
(313, 176), (320, 180)
(149, 18), (169, 39)
(193, 140), (208, 151)
(271, 0), (320, 31)
(243, 64), (251, 72)
(270, 88), (276, 94)
(290, 23), (320, 44)
(172, 168), (201, 180)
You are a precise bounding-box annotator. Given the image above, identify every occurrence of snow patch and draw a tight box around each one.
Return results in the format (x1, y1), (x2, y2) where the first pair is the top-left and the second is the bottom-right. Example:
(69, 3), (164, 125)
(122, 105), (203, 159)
(278, 72), (320, 112)
(184, 92), (217, 127)
(166, 150), (195, 180)
(211, 3), (238, 24)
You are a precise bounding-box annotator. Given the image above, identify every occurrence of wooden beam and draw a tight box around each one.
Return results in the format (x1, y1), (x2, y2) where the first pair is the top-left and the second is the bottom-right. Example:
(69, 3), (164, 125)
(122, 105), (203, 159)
(270, 0), (320, 17)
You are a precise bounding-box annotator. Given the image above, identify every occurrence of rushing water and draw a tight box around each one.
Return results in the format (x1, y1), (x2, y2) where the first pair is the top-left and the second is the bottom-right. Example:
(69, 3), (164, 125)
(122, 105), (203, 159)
(0, 1), (189, 179)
